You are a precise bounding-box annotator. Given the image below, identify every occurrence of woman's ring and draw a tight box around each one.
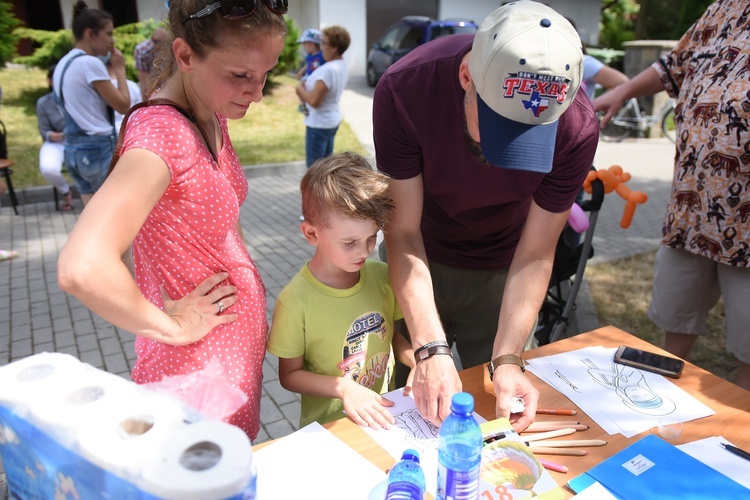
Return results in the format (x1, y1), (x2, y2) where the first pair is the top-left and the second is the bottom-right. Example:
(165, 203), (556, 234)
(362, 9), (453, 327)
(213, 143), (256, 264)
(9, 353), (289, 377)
(217, 301), (224, 314)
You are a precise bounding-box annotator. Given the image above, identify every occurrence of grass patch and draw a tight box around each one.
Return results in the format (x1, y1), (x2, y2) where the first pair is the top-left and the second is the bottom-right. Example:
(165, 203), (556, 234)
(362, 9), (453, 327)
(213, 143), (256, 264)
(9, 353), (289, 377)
(585, 250), (735, 384)
(0, 68), (364, 189)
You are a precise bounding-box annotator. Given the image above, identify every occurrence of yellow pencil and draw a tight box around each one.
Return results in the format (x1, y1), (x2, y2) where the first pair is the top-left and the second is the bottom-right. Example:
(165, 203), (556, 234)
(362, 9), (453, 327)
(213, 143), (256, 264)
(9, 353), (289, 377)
(528, 439), (607, 448)
(528, 446), (588, 456)
(523, 428), (577, 442)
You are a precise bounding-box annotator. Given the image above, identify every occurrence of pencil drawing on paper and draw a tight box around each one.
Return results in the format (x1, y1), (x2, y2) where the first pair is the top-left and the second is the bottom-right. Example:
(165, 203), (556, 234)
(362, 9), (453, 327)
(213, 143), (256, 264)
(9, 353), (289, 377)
(393, 408), (439, 453)
(582, 358), (676, 415)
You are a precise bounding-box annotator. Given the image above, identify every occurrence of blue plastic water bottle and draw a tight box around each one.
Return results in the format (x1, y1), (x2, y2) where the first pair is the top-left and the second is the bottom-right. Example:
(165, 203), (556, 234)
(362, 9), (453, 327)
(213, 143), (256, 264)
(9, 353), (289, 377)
(384, 449), (426, 500)
(436, 392), (482, 500)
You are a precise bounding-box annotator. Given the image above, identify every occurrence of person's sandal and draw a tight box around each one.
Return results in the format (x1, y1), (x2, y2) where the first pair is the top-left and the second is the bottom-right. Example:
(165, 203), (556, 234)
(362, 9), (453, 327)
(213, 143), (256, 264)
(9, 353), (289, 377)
(0, 249), (18, 262)
(60, 192), (74, 211)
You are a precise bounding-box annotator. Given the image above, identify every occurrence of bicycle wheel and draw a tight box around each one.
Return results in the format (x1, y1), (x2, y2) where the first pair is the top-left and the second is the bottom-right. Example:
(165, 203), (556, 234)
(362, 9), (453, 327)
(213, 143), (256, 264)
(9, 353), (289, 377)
(661, 104), (676, 143)
(599, 102), (638, 142)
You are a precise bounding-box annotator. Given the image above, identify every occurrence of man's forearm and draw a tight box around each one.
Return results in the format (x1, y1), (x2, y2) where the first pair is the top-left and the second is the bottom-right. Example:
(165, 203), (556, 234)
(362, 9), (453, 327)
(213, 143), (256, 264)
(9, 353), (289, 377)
(385, 236), (445, 347)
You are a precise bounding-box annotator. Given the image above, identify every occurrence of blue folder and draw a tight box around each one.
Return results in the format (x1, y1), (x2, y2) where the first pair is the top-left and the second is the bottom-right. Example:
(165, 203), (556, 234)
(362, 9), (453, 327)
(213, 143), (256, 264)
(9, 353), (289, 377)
(567, 434), (749, 499)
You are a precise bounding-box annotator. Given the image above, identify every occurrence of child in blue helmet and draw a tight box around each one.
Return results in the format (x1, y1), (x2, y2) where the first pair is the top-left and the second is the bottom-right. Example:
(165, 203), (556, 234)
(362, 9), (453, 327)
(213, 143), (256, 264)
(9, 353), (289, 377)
(296, 28), (325, 115)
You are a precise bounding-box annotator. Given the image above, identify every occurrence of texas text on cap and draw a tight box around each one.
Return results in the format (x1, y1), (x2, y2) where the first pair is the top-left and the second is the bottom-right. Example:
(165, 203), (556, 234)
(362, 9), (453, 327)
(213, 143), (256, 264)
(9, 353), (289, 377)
(468, 0), (583, 173)
(297, 28), (322, 45)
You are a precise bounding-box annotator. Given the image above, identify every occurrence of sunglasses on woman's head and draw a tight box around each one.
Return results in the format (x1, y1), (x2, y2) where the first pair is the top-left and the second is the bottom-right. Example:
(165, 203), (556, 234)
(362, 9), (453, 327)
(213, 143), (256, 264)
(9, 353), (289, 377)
(180, 0), (288, 24)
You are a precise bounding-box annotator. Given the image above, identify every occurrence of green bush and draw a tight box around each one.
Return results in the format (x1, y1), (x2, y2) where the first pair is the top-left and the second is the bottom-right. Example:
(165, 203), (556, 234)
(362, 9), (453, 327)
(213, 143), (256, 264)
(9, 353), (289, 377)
(0, 0), (22, 67)
(14, 17), (301, 91)
(13, 21), (163, 82)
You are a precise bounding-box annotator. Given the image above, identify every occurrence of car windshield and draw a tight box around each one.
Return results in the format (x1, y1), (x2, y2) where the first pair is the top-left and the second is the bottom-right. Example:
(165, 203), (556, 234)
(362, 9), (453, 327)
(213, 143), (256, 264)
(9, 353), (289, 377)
(428, 25), (477, 40)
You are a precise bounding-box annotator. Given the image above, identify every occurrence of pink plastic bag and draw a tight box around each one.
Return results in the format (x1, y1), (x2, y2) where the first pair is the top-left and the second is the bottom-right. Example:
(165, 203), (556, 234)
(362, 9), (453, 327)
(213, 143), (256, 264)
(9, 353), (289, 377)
(144, 357), (247, 421)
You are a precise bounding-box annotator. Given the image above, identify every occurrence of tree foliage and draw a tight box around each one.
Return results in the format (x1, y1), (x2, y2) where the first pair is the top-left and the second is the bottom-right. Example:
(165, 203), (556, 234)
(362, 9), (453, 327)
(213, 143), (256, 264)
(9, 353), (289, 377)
(0, 0), (22, 67)
(599, 0), (715, 50)
(635, 0), (714, 40)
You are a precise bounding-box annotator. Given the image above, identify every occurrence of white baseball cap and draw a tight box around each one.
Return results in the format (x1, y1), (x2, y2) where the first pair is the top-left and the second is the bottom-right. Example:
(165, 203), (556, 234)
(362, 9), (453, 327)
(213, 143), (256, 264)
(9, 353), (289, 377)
(468, 1), (583, 173)
(297, 28), (322, 45)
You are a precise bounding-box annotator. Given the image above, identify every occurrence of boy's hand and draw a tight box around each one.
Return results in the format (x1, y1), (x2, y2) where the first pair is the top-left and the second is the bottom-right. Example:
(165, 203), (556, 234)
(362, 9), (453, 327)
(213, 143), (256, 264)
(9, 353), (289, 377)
(341, 382), (396, 430)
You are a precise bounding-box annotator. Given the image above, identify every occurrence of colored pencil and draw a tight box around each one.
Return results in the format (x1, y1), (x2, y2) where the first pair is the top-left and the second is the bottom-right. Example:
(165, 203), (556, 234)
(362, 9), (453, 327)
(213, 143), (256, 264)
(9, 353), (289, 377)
(527, 446), (588, 456)
(522, 428), (577, 442)
(528, 439), (607, 448)
(523, 423), (589, 433)
(538, 459), (569, 473)
(536, 408), (577, 416)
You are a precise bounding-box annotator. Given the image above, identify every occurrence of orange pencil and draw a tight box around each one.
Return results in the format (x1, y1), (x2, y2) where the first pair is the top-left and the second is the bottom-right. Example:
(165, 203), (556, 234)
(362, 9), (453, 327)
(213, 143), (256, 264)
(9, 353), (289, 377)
(536, 408), (577, 416)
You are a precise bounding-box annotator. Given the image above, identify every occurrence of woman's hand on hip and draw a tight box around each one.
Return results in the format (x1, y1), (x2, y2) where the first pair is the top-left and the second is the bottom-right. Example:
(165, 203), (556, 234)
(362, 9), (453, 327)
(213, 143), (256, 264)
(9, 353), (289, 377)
(161, 272), (238, 345)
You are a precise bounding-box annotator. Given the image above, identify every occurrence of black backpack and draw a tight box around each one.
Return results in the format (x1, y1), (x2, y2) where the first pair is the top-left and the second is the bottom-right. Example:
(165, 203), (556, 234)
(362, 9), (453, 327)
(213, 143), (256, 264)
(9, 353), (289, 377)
(0, 119), (7, 159)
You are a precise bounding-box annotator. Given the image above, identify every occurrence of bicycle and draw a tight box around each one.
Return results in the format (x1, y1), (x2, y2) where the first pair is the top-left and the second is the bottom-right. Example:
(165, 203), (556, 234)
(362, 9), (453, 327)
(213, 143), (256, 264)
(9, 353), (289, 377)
(600, 97), (676, 143)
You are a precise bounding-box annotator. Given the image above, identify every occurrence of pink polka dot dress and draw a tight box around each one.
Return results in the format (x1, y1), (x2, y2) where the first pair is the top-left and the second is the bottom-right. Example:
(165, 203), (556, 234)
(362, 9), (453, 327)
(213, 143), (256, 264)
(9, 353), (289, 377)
(121, 105), (267, 441)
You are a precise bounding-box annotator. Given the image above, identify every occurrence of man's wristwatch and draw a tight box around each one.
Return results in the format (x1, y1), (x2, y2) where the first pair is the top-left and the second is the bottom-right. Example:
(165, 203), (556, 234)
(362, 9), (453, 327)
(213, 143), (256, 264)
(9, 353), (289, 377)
(486, 354), (526, 381)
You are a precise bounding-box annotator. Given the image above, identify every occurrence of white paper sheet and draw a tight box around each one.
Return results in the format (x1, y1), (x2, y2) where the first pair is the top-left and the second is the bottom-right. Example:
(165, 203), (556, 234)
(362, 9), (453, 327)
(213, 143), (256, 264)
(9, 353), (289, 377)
(360, 387), (486, 495)
(527, 346), (715, 437)
(253, 421), (385, 499)
(677, 436), (750, 489)
(571, 481), (619, 499)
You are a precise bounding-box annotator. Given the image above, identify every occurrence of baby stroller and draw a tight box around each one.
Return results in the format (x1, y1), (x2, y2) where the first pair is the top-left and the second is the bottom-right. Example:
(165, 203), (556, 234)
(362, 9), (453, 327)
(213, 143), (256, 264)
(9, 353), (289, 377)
(534, 166), (605, 346)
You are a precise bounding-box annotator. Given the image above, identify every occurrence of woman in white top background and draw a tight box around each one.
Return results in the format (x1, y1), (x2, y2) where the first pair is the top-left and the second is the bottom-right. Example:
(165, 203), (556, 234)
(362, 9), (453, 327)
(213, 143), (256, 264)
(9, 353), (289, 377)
(295, 25), (350, 168)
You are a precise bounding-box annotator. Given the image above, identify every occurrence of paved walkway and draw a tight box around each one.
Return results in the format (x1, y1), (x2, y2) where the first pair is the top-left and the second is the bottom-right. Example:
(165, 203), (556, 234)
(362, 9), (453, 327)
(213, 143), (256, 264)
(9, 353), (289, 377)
(0, 76), (676, 464)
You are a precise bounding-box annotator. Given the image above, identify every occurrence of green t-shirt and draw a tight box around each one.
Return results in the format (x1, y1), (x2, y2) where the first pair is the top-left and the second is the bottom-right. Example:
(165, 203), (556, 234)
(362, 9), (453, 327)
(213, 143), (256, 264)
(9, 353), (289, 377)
(267, 259), (403, 427)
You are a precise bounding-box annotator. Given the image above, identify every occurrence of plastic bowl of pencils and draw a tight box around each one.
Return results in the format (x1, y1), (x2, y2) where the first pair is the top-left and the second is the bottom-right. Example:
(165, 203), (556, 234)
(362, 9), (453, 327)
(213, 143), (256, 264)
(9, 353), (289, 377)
(480, 440), (543, 491)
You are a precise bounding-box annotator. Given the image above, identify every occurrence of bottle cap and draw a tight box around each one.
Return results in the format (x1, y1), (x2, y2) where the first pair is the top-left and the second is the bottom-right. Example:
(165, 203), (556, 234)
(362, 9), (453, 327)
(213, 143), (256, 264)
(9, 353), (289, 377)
(401, 449), (420, 464)
(451, 392), (474, 414)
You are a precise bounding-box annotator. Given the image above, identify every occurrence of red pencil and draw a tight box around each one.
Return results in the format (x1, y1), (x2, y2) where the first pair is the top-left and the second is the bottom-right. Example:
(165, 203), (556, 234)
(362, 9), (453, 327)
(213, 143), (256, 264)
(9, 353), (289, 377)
(536, 408), (577, 416)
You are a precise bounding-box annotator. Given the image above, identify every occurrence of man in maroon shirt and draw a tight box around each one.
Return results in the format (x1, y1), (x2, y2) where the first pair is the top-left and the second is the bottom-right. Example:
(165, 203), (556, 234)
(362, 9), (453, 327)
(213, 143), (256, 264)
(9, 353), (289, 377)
(374, 1), (598, 430)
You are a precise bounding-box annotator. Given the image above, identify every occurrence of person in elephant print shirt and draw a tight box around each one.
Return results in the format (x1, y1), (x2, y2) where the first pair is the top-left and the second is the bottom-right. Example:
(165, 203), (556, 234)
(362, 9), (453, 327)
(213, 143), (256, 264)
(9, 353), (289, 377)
(595, 0), (750, 390)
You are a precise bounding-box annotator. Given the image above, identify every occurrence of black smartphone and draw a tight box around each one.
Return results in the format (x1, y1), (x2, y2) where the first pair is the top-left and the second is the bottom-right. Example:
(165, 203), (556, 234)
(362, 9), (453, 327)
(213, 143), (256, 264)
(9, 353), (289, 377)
(613, 345), (684, 378)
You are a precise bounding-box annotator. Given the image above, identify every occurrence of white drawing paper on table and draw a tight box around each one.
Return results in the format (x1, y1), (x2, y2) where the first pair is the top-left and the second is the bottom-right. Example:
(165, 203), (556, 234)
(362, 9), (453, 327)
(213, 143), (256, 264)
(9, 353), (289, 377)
(253, 421), (385, 499)
(360, 387), (486, 495)
(677, 436), (750, 489)
(526, 346), (714, 437)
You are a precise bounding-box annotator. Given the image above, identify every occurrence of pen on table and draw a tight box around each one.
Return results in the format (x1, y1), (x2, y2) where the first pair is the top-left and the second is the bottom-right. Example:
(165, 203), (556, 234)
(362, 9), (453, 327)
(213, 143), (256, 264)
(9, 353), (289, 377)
(538, 459), (569, 473)
(721, 442), (750, 462)
(523, 428), (576, 443)
(525, 439), (607, 448)
(527, 445), (588, 456)
(536, 408), (577, 416)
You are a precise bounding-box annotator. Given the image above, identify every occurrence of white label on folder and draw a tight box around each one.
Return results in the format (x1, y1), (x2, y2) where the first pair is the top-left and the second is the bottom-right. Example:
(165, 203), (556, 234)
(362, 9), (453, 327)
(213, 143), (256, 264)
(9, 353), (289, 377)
(622, 454), (655, 476)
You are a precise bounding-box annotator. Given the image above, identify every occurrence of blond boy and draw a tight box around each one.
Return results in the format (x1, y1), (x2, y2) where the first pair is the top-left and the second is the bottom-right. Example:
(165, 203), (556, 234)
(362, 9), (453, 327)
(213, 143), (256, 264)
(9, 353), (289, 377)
(267, 152), (414, 429)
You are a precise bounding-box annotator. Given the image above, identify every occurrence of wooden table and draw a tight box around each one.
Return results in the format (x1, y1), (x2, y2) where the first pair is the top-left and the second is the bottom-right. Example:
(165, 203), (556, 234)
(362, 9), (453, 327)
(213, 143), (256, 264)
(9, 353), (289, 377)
(256, 326), (750, 494)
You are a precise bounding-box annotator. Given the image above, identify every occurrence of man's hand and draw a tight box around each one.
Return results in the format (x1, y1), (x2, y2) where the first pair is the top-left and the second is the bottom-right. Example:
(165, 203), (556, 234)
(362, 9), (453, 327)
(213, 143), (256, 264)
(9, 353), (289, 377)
(492, 364), (539, 432)
(412, 354), (462, 426)
(341, 382), (396, 430)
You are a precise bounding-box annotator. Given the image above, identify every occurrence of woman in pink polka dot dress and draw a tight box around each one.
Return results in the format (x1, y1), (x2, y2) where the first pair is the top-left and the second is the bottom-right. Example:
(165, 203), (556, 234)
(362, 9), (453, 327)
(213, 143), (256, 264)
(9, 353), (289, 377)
(57, 0), (289, 441)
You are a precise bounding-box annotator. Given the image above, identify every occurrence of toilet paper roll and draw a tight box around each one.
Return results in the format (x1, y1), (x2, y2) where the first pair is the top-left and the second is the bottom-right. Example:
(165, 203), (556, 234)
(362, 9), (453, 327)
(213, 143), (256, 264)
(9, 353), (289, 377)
(76, 389), (191, 478)
(139, 420), (255, 500)
(0, 352), (85, 408)
(31, 367), (139, 446)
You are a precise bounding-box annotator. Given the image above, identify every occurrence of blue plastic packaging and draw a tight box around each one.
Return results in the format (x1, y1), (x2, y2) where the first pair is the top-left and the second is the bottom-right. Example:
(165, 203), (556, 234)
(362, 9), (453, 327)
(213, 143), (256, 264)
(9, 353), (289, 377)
(436, 392), (482, 500)
(385, 448), (426, 500)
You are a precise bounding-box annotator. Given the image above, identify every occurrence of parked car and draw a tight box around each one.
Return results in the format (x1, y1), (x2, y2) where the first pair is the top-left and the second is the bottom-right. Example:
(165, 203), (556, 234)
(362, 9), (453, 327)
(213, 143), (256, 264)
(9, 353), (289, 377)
(366, 16), (478, 87)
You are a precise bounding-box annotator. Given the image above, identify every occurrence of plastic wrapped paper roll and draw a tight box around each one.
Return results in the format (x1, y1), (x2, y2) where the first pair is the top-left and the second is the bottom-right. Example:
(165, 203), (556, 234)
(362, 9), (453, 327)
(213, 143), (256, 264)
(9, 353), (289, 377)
(31, 367), (139, 447)
(76, 388), (191, 479)
(0, 352), (85, 408)
(139, 420), (256, 500)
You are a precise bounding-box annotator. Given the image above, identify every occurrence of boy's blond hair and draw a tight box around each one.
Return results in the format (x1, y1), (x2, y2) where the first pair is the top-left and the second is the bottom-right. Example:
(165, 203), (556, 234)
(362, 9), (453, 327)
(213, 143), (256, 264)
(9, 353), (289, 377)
(301, 152), (395, 228)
